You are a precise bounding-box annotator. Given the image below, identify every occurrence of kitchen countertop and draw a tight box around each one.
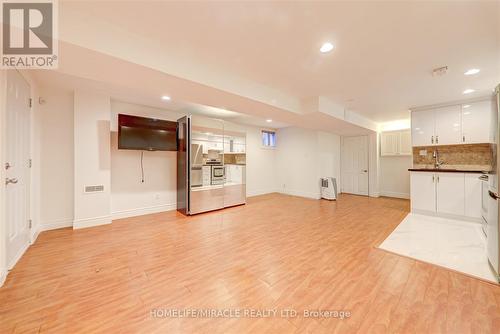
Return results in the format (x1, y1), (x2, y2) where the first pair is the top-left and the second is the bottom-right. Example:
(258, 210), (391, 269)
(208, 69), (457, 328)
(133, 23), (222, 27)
(408, 168), (487, 173)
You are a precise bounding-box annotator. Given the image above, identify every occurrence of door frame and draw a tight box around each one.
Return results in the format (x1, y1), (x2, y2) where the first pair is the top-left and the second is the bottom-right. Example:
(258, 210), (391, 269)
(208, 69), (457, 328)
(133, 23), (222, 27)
(340, 135), (370, 196)
(1, 69), (33, 286)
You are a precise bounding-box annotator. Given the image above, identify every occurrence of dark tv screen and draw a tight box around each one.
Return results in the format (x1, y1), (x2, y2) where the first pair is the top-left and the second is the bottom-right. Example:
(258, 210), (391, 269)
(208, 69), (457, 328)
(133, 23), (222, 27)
(118, 114), (177, 151)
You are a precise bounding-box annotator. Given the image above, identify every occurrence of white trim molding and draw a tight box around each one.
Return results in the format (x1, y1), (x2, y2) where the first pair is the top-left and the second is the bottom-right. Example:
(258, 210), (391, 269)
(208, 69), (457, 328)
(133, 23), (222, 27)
(111, 203), (176, 220)
(7, 242), (30, 270)
(246, 188), (279, 198)
(280, 189), (321, 200)
(380, 191), (409, 199)
(0, 267), (6, 287)
(73, 215), (112, 229)
(40, 219), (73, 231)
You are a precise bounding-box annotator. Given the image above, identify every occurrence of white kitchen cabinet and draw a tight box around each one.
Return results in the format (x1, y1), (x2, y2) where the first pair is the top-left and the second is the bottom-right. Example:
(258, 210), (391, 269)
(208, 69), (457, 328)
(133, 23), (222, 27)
(380, 130), (412, 156)
(410, 171), (482, 221)
(436, 173), (465, 215)
(410, 172), (436, 212)
(434, 105), (462, 145)
(411, 109), (435, 146)
(461, 100), (493, 144)
(464, 173), (482, 218)
(380, 131), (399, 156)
(399, 130), (412, 155)
(411, 99), (493, 147)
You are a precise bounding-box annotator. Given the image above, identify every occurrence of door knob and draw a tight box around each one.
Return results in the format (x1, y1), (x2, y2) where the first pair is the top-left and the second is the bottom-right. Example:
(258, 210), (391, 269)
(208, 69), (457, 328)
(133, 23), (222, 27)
(362, 170), (368, 172)
(5, 178), (18, 185)
(489, 190), (500, 200)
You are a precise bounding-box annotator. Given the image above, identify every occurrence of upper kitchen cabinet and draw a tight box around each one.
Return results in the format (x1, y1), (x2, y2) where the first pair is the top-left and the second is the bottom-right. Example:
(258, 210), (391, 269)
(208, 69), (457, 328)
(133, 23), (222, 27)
(380, 129), (411, 156)
(461, 100), (493, 144)
(433, 105), (461, 145)
(223, 133), (246, 154)
(411, 99), (493, 146)
(411, 109), (435, 146)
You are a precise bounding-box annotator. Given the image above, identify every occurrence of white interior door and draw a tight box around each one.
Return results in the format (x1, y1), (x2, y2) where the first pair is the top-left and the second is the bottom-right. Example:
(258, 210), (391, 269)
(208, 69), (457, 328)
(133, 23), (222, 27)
(341, 136), (368, 196)
(5, 70), (31, 269)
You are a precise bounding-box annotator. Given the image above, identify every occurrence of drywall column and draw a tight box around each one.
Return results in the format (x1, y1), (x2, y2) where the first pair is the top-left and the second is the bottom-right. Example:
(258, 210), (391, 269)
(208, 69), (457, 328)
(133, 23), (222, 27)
(368, 132), (380, 197)
(0, 70), (7, 286)
(73, 90), (111, 229)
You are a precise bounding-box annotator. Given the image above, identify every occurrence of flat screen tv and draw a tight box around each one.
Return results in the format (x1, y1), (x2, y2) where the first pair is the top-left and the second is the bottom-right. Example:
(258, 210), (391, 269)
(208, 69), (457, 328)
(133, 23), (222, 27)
(118, 114), (177, 151)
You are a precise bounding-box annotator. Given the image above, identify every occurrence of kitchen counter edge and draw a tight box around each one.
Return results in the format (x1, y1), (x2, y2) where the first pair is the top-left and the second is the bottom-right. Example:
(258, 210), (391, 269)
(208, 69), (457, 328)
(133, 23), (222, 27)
(408, 168), (489, 174)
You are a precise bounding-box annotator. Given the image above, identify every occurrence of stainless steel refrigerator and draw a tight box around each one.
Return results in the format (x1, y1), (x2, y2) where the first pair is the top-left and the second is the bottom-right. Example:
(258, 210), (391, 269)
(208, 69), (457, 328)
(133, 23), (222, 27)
(176, 115), (246, 215)
(487, 84), (500, 282)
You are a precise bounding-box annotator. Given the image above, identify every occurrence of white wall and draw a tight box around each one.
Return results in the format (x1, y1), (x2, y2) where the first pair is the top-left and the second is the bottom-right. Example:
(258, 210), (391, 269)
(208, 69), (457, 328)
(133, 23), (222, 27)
(37, 87), (74, 230)
(318, 131), (341, 182)
(245, 126), (277, 196)
(110, 101), (181, 218)
(377, 123), (412, 199)
(368, 132), (380, 197)
(275, 127), (341, 199)
(0, 70), (6, 286)
(379, 156), (412, 199)
(73, 90), (111, 228)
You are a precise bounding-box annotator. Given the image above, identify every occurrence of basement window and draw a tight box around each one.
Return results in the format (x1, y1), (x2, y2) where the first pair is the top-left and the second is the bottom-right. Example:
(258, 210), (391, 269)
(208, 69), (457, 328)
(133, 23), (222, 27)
(261, 130), (276, 148)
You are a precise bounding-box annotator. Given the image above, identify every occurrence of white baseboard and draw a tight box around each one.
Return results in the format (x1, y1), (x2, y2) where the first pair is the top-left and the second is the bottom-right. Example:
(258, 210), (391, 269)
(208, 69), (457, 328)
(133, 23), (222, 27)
(0, 267), (6, 288)
(30, 225), (40, 244)
(40, 219), (73, 231)
(7, 242), (30, 270)
(73, 215), (112, 229)
(246, 188), (279, 197)
(369, 191), (380, 198)
(280, 189), (321, 200)
(111, 203), (176, 220)
(380, 191), (410, 199)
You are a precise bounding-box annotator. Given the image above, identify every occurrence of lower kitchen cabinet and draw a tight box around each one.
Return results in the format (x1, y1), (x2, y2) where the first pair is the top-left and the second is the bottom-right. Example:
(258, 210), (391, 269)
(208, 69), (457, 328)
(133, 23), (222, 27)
(464, 174), (482, 218)
(410, 171), (481, 221)
(410, 172), (436, 212)
(436, 173), (465, 215)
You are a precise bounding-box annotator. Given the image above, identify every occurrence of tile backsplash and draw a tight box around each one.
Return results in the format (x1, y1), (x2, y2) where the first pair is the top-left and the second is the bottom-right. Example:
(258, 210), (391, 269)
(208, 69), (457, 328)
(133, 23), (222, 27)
(413, 143), (495, 170)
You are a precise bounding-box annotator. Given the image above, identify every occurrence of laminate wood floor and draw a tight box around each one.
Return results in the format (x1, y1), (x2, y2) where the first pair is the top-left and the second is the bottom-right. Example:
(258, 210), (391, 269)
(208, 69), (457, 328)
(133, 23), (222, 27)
(1, 193), (500, 333)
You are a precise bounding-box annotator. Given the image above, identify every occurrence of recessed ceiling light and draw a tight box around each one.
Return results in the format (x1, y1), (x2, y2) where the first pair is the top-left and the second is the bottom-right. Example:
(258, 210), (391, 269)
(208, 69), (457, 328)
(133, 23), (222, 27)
(161, 95), (171, 101)
(266, 119), (273, 123)
(463, 104), (471, 108)
(463, 89), (475, 94)
(320, 42), (334, 53)
(464, 68), (480, 75)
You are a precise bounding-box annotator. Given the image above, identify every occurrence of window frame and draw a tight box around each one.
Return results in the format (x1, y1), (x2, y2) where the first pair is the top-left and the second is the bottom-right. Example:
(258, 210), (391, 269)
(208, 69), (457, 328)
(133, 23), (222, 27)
(261, 129), (276, 149)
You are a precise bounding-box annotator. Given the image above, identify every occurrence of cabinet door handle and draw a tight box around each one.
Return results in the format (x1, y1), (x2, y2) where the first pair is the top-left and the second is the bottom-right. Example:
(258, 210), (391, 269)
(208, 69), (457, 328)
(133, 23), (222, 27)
(431, 136), (434, 144)
(436, 136), (439, 144)
(463, 135), (465, 142)
(432, 175), (435, 183)
(437, 175), (439, 183)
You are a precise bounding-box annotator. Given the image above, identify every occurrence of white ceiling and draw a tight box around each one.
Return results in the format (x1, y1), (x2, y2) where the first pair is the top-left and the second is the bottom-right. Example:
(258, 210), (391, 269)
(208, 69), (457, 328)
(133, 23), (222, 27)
(57, 1), (500, 123)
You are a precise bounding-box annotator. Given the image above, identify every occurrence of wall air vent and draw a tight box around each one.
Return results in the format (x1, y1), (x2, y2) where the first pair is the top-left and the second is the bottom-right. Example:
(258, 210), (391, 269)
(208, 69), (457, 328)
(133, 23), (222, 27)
(84, 185), (104, 193)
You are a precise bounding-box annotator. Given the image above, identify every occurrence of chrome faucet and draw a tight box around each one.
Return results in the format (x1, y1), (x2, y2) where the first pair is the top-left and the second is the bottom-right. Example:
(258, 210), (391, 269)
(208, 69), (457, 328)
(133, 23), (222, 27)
(433, 149), (443, 169)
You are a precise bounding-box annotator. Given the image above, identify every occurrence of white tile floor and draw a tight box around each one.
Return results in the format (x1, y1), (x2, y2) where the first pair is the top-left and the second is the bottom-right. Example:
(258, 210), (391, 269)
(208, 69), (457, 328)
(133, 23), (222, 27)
(379, 213), (498, 282)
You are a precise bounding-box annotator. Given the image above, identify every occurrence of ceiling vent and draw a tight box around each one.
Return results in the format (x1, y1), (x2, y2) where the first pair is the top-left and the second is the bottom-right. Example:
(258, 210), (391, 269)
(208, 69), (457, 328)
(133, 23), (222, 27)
(432, 66), (448, 77)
